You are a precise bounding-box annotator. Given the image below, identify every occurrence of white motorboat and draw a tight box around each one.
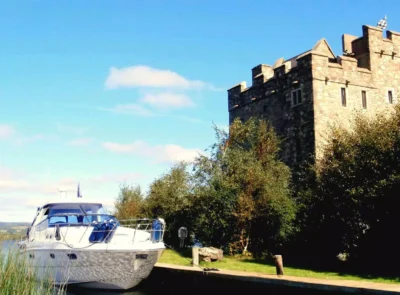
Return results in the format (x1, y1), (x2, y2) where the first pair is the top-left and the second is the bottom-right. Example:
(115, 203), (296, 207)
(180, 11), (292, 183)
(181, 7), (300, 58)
(18, 198), (166, 290)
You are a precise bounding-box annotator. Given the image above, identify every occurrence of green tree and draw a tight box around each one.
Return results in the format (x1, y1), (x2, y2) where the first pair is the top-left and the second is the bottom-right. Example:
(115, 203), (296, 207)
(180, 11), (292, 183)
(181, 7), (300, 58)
(114, 183), (145, 219)
(143, 161), (194, 246)
(190, 118), (296, 256)
(303, 105), (400, 273)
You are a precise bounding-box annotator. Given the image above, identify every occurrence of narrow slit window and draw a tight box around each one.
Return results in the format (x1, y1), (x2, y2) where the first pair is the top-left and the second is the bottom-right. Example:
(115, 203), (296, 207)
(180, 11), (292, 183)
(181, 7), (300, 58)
(388, 91), (393, 104)
(341, 88), (346, 107)
(292, 91), (297, 105)
(292, 89), (302, 106)
(362, 91), (367, 109)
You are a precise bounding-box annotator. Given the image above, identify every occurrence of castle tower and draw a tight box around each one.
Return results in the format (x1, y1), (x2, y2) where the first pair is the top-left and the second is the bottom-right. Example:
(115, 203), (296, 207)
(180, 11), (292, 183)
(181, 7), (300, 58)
(228, 24), (400, 169)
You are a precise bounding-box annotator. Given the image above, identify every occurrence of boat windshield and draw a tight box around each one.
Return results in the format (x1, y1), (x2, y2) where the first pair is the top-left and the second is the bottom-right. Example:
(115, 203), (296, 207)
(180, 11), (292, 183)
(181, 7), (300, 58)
(47, 203), (117, 226)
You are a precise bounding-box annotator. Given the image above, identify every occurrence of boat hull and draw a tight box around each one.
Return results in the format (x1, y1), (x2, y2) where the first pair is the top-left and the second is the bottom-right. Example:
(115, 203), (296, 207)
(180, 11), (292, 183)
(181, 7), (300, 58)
(24, 248), (164, 290)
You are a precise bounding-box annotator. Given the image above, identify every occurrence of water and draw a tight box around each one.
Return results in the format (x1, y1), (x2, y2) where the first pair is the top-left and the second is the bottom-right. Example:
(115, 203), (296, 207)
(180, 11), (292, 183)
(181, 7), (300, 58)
(66, 286), (148, 295)
(0, 239), (16, 260)
(1, 241), (343, 295)
(0, 239), (15, 251)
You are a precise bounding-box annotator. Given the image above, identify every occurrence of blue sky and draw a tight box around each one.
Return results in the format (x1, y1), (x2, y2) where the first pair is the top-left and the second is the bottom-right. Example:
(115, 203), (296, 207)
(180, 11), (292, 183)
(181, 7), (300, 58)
(0, 0), (398, 222)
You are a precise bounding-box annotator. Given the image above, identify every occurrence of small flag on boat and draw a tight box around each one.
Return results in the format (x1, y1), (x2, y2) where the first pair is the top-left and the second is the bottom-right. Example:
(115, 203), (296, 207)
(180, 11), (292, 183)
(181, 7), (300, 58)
(77, 183), (82, 198)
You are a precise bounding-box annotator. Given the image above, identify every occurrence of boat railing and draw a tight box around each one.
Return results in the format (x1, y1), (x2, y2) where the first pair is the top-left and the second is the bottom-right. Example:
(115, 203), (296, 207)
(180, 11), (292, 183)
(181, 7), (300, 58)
(25, 215), (165, 245)
(118, 218), (166, 243)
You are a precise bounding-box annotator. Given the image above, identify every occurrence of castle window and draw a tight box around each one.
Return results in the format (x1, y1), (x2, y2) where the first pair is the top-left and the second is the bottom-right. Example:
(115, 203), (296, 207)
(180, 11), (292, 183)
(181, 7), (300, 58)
(341, 88), (347, 107)
(362, 91), (367, 109)
(292, 89), (302, 106)
(388, 91), (393, 104)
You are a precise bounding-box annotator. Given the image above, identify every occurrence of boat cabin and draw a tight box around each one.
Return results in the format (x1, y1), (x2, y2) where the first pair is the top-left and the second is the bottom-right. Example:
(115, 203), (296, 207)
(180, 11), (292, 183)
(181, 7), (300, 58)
(31, 200), (117, 229)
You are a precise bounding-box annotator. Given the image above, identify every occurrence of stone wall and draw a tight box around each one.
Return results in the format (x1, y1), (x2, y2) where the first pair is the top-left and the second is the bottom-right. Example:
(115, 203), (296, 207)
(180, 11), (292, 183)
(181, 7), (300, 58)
(228, 54), (315, 168)
(228, 24), (400, 170)
(312, 25), (400, 161)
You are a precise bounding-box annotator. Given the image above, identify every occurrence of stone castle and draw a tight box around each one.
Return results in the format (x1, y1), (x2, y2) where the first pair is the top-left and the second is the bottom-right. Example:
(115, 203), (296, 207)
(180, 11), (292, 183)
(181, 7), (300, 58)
(227, 24), (400, 169)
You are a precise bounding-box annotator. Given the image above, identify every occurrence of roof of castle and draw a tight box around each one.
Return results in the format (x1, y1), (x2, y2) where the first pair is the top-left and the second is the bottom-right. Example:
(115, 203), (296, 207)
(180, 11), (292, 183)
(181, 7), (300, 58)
(280, 38), (336, 66)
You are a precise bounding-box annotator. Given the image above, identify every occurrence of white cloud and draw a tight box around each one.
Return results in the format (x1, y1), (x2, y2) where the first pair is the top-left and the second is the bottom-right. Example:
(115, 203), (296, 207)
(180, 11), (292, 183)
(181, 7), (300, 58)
(98, 104), (204, 124)
(0, 167), (30, 191)
(0, 126), (61, 145)
(99, 104), (155, 117)
(0, 167), (149, 222)
(14, 134), (59, 145)
(0, 179), (31, 191)
(139, 93), (195, 110)
(67, 138), (93, 146)
(102, 140), (203, 164)
(0, 167), (68, 194)
(0, 124), (15, 139)
(57, 124), (90, 135)
(0, 167), (145, 195)
(104, 65), (208, 90)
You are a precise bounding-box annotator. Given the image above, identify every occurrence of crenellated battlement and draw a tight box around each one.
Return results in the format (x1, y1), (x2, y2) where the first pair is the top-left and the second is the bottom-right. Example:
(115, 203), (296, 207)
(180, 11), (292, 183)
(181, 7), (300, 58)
(387, 29), (400, 45)
(343, 25), (400, 69)
(228, 24), (400, 110)
(227, 23), (400, 170)
(227, 50), (314, 110)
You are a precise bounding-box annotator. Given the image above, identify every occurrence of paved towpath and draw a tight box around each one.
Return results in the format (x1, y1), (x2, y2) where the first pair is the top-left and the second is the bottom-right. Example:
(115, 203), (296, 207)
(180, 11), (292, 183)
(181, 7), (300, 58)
(155, 262), (400, 294)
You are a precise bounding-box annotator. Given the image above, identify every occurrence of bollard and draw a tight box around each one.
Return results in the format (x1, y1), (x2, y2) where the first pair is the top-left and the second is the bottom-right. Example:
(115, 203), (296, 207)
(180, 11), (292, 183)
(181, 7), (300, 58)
(192, 247), (199, 267)
(274, 255), (284, 276)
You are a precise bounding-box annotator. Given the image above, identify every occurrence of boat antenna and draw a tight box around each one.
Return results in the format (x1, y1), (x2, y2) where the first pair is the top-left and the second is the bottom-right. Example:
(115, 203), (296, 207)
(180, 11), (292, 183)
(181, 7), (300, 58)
(77, 183), (82, 198)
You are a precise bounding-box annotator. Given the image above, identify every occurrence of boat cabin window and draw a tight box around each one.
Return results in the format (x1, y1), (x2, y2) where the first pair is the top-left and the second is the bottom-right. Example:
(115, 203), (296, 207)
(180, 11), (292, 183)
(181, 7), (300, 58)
(45, 203), (115, 226)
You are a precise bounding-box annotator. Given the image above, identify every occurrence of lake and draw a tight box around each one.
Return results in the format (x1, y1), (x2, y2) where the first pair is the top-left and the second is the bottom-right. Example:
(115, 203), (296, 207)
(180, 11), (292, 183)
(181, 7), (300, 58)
(1, 240), (343, 295)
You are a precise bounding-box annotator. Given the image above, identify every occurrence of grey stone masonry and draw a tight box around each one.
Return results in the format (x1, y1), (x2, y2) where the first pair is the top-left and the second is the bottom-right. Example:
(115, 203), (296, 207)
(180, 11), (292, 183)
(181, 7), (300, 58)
(228, 24), (400, 169)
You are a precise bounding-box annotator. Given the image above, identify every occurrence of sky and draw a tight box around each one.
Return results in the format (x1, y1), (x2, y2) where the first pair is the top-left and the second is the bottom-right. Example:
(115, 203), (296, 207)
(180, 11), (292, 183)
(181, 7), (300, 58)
(0, 0), (399, 222)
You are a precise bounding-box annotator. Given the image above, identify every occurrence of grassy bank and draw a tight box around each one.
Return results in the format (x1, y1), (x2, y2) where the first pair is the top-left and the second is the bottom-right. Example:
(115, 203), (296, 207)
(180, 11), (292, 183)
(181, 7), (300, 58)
(0, 242), (66, 295)
(0, 233), (21, 242)
(158, 249), (400, 284)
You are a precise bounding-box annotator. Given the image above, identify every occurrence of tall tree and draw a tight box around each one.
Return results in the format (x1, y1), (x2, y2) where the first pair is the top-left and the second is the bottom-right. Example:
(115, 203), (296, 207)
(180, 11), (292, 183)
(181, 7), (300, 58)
(303, 105), (400, 272)
(114, 183), (144, 219)
(143, 161), (194, 245)
(191, 118), (296, 256)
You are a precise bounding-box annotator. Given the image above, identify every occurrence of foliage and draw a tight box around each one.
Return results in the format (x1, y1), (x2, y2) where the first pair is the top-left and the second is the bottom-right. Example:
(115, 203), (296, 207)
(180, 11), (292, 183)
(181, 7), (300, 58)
(143, 161), (194, 246)
(114, 105), (400, 276)
(302, 106), (400, 273)
(113, 118), (296, 256)
(143, 162), (192, 218)
(0, 244), (66, 295)
(0, 233), (21, 242)
(190, 118), (296, 256)
(114, 183), (145, 220)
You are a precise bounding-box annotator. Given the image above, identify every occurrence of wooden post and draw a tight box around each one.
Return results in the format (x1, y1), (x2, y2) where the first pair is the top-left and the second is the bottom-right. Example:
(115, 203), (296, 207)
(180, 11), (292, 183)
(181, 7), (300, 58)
(274, 255), (284, 276)
(192, 247), (199, 267)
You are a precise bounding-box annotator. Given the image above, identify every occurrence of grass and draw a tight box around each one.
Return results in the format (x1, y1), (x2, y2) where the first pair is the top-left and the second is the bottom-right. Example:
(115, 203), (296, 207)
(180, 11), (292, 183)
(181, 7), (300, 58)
(0, 233), (22, 242)
(158, 249), (400, 285)
(0, 239), (66, 295)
